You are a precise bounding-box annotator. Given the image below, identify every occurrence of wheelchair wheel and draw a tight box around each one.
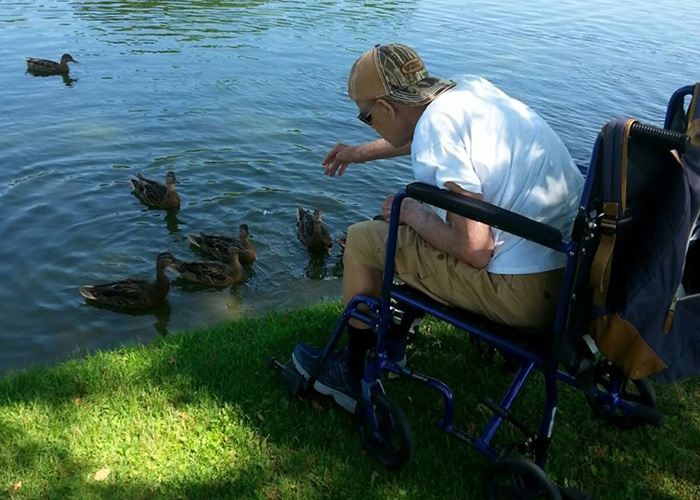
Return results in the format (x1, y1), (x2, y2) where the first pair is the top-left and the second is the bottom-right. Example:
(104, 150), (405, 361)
(484, 456), (562, 500)
(586, 362), (657, 430)
(356, 392), (413, 470)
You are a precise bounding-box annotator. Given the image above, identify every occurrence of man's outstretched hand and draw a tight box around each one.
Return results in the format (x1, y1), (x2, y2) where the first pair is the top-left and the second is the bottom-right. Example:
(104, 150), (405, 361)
(322, 143), (363, 177)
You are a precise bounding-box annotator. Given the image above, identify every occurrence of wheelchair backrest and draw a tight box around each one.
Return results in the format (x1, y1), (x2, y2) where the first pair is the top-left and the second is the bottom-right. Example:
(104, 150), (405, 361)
(580, 118), (700, 382)
(665, 82), (700, 133)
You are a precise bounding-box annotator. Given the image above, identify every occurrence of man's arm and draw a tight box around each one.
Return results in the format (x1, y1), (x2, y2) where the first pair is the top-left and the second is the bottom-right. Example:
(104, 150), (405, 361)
(323, 139), (411, 177)
(382, 181), (495, 269)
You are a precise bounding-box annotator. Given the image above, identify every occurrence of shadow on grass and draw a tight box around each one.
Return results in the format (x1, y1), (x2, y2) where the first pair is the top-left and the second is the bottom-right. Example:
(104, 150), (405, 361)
(1, 304), (699, 499)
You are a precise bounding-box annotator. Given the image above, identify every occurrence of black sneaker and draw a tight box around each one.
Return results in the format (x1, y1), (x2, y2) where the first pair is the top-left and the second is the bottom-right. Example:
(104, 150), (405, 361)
(292, 343), (343, 379)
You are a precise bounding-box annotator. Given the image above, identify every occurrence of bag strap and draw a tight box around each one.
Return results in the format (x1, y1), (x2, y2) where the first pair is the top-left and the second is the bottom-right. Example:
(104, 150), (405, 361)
(687, 83), (700, 129)
(590, 119), (635, 308)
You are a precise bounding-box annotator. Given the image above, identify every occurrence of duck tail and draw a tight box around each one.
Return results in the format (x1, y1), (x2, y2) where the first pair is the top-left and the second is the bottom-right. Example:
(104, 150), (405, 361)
(187, 234), (202, 247)
(78, 285), (97, 300)
(166, 259), (183, 277)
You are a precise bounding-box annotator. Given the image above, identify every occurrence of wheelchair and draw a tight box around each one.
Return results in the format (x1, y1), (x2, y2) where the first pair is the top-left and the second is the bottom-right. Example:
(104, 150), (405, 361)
(270, 84), (697, 499)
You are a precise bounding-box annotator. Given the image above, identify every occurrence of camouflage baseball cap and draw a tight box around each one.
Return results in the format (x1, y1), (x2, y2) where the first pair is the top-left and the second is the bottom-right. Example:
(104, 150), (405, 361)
(347, 44), (455, 106)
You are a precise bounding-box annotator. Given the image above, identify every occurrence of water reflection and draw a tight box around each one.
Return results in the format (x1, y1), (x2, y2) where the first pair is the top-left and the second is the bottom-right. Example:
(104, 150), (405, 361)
(25, 71), (77, 87)
(304, 253), (329, 280)
(164, 209), (182, 234)
(226, 287), (244, 315)
(152, 301), (172, 336)
(71, 0), (418, 40)
(61, 74), (77, 87)
(82, 299), (173, 337)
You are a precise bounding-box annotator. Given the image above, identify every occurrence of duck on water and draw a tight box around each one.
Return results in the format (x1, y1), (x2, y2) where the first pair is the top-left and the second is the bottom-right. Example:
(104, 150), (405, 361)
(26, 54), (77, 75)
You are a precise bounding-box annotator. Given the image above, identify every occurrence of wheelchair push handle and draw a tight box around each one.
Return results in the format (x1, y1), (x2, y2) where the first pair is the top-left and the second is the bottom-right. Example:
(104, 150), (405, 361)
(630, 121), (688, 153)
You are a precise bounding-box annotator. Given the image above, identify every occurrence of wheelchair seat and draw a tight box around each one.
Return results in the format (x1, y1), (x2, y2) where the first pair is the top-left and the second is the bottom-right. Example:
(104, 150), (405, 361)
(391, 284), (550, 357)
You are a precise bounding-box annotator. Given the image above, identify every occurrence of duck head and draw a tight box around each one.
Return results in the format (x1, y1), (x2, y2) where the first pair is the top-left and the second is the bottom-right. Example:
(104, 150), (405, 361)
(156, 252), (176, 269)
(61, 54), (77, 65)
(165, 171), (178, 188)
(239, 224), (252, 240)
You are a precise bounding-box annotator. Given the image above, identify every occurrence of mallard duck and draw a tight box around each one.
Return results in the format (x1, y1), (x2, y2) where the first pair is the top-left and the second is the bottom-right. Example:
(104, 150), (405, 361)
(187, 224), (256, 265)
(79, 252), (174, 310)
(167, 246), (244, 287)
(26, 54), (77, 75)
(297, 207), (333, 253)
(130, 171), (181, 209)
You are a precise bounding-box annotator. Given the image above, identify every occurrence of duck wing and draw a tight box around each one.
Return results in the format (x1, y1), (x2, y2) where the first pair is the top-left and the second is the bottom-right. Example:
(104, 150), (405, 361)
(168, 260), (237, 287)
(187, 233), (237, 260)
(297, 208), (314, 245)
(79, 278), (160, 309)
(26, 58), (60, 73)
(130, 175), (168, 208)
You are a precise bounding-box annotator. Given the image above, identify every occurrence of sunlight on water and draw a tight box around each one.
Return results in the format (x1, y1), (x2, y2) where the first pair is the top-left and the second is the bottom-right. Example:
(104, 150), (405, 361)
(0, 0), (696, 373)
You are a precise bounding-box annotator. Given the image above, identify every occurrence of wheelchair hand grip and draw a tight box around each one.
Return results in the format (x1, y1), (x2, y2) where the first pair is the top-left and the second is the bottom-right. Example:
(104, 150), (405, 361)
(405, 182), (564, 250)
(630, 122), (688, 153)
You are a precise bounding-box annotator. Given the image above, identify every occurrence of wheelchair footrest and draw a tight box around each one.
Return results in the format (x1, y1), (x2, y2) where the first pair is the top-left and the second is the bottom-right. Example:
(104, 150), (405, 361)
(268, 357), (309, 398)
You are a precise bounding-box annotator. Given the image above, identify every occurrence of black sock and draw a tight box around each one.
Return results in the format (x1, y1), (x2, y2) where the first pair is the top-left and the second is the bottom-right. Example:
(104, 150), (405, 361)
(388, 321), (407, 342)
(347, 325), (376, 381)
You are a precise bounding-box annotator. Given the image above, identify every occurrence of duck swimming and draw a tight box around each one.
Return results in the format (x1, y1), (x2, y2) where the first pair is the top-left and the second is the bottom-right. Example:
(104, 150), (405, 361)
(187, 224), (256, 265)
(130, 171), (181, 210)
(26, 54), (77, 75)
(297, 206), (332, 254)
(78, 252), (174, 310)
(167, 246), (244, 288)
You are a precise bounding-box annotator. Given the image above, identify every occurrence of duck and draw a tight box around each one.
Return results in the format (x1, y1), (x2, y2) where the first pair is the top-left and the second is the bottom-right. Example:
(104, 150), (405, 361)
(167, 246), (244, 287)
(26, 54), (77, 75)
(130, 171), (181, 209)
(187, 224), (256, 265)
(79, 252), (174, 310)
(297, 207), (333, 253)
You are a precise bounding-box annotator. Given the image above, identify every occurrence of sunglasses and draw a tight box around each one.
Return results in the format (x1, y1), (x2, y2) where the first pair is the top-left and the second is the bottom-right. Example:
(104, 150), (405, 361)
(357, 101), (377, 126)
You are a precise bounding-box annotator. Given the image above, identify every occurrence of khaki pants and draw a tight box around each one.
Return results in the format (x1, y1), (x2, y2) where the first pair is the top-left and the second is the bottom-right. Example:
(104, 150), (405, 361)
(345, 220), (564, 333)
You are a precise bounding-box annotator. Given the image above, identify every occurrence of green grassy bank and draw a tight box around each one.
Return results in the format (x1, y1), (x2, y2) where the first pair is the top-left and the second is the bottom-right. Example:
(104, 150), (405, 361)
(1, 303), (699, 500)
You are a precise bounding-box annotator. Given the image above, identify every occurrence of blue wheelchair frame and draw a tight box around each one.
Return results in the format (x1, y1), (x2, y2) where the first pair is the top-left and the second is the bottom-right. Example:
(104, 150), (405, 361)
(664, 83), (698, 131)
(297, 127), (665, 474)
(272, 85), (696, 498)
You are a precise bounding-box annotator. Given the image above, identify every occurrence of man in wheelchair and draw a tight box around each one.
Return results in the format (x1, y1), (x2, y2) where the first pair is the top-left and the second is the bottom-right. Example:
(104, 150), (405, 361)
(291, 43), (585, 413)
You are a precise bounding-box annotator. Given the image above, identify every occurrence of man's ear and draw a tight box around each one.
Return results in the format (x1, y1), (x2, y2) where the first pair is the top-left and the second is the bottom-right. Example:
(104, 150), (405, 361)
(376, 98), (396, 119)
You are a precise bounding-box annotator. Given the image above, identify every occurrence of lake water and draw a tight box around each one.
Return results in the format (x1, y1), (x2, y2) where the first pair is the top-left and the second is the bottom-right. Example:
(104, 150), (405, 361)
(0, 0), (696, 374)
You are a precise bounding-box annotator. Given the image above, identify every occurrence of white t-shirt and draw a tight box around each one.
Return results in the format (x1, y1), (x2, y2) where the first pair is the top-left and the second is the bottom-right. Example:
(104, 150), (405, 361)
(411, 76), (584, 274)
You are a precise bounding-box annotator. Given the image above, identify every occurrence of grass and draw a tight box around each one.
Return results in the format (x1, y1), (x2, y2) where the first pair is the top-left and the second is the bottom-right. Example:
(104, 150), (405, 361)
(1, 302), (699, 500)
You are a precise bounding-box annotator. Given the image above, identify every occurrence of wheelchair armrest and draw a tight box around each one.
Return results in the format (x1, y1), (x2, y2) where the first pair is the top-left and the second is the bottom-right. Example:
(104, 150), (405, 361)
(405, 182), (564, 251)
